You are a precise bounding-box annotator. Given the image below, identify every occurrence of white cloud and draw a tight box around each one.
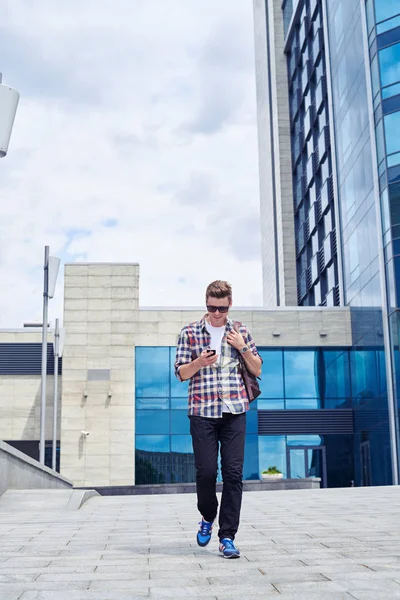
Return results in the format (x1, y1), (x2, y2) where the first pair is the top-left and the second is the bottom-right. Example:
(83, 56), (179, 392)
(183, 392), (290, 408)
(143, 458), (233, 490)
(0, 0), (262, 327)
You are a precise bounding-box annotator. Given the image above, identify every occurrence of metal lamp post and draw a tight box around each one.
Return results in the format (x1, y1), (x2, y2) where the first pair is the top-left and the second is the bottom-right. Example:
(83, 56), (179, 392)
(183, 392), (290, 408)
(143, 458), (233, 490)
(39, 246), (60, 465)
(0, 73), (19, 158)
(52, 319), (65, 471)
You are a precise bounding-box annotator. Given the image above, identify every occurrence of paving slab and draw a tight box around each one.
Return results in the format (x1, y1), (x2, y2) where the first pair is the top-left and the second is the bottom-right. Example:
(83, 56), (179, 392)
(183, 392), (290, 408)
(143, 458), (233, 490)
(1, 486), (400, 599)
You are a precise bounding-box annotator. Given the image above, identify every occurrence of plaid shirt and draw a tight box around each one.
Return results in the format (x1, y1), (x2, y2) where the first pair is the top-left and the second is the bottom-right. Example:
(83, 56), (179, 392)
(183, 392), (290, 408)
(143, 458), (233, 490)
(174, 316), (261, 418)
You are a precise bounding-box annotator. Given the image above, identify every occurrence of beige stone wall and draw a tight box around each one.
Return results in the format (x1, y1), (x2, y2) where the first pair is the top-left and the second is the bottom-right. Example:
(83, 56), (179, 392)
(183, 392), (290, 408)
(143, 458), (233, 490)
(0, 331), (61, 444)
(136, 307), (352, 347)
(0, 374), (61, 442)
(61, 263), (138, 488)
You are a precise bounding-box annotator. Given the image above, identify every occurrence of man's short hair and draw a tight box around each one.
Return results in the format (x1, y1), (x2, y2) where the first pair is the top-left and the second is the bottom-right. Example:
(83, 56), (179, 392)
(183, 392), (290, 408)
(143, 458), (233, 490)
(205, 280), (232, 303)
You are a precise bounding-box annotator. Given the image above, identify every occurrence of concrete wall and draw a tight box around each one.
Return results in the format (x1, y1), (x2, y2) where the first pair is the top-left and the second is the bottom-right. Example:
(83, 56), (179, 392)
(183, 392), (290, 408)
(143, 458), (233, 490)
(0, 440), (72, 496)
(0, 331), (61, 443)
(253, 0), (297, 307)
(61, 263), (138, 488)
(136, 307), (352, 347)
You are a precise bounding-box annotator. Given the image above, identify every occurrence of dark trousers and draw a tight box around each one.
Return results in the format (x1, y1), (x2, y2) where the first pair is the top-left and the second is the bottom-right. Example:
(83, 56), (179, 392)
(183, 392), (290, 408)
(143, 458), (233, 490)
(189, 412), (246, 541)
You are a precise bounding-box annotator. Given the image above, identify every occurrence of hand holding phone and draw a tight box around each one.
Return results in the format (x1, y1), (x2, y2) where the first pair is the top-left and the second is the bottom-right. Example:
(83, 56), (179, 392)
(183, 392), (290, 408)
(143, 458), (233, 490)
(198, 348), (218, 367)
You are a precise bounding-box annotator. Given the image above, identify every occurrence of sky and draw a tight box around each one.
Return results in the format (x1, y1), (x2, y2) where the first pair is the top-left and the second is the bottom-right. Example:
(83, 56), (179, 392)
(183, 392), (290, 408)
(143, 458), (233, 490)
(0, 0), (262, 328)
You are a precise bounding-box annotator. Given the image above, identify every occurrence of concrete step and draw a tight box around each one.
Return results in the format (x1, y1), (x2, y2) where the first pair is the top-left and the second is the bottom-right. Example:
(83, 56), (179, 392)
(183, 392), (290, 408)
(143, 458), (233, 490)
(0, 488), (99, 511)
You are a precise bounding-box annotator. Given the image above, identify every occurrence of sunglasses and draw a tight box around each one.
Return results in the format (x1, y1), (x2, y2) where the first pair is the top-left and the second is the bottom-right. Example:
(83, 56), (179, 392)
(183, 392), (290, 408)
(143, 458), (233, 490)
(207, 305), (230, 313)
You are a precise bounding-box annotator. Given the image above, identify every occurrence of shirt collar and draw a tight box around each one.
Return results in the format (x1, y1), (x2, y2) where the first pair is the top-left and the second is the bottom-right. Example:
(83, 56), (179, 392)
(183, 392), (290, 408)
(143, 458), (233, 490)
(200, 315), (234, 332)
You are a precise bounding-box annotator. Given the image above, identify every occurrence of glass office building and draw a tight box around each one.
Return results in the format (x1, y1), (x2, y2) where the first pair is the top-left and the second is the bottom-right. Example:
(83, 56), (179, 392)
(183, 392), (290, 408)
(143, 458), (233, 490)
(253, 0), (400, 483)
(135, 345), (390, 488)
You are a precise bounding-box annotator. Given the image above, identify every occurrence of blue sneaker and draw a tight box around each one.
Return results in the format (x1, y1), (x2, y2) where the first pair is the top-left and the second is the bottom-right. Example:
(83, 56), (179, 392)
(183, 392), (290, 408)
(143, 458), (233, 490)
(196, 518), (213, 547)
(219, 538), (240, 558)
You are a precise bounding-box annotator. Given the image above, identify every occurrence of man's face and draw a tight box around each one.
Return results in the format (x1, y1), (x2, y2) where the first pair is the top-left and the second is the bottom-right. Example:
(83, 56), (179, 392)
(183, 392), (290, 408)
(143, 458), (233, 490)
(206, 296), (232, 327)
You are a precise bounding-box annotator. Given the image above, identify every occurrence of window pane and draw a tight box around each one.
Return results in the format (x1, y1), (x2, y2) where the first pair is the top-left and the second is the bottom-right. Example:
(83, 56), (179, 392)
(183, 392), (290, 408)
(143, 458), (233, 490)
(171, 396), (189, 410)
(170, 348), (189, 397)
(136, 410), (169, 435)
(375, 1), (400, 24)
(171, 435), (193, 454)
(287, 435), (323, 446)
(170, 410), (190, 435)
(135, 435), (170, 485)
(136, 347), (169, 397)
(379, 42), (400, 89)
(244, 434), (259, 480)
(323, 349), (350, 398)
(258, 399), (285, 410)
(136, 434), (170, 453)
(258, 436), (286, 477)
(289, 448), (306, 477)
(170, 436), (195, 483)
(284, 350), (319, 398)
(384, 111), (400, 156)
(258, 349), (284, 398)
(136, 396), (170, 410)
(350, 350), (380, 399)
(246, 408), (258, 434)
(286, 399), (320, 409)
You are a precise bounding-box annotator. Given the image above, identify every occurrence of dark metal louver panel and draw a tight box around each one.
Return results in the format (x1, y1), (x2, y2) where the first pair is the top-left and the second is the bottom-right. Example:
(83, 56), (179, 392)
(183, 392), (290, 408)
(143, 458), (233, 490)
(258, 409), (354, 435)
(0, 343), (62, 375)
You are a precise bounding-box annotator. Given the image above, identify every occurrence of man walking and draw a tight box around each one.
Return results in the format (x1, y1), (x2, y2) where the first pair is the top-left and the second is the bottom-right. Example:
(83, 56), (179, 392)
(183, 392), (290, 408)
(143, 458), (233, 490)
(174, 280), (262, 558)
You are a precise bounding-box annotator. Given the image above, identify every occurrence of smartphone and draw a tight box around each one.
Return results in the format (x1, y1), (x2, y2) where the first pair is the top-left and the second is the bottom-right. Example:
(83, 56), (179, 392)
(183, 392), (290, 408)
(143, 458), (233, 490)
(207, 349), (216, 356)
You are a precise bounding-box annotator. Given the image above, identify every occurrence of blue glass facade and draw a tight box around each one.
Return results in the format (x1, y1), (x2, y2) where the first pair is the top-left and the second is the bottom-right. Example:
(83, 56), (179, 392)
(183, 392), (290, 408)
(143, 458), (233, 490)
(324, 0), (382, 313)
(364, 0), (400, 475)
(286, 0), (339, 307)
(135, 346), (391, 487)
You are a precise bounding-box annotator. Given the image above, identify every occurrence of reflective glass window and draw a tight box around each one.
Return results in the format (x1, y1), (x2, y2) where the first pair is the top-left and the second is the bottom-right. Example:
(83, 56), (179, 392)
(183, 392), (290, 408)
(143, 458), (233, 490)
(311, 231), (319, 256)
(379, 42), (400, 89)
(284, 350), (319, 398)
(348, 229), (360, 283)
(258, 349), (284, 398)
(136, 410), (169, 435)
(376, 118), (386, 164)
(366, 0), (375, 32)
(287, 435), (322, 446)
(136, 347), (169, 398)
(377, 14), (400, 34)
(371, 54), (380, 99)
(337, 55), (348, 104)
(258, 399), (285, 409)
(136, 396), (170, 410)
(246, 409), (258, 435)
(170, 435), (193, 454)
(170, 410), (190, 435)
(314, 281), (321, 305)
(332, 2), (344, 48)
(384, 111), (400, 155)
(244, 434), (259, 480)
(258, 436), (286, 477)
(350, 350), (381, 399)
(170, 348), (189, 397)
(323, 350), (350, 398)
(171, 396), (189, 410)
(286, 398), (320, 409)
(382, 81), (400, 99)
(390, 182), (400, 226)
(375, 1), (400, 24)
(136, 434), (170, 453)
(326, 264), (335, 292)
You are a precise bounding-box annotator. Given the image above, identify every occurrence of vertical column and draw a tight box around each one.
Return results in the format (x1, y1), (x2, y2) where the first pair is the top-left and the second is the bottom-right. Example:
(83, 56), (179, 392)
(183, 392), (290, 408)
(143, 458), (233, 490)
(61, 263), (139, 487)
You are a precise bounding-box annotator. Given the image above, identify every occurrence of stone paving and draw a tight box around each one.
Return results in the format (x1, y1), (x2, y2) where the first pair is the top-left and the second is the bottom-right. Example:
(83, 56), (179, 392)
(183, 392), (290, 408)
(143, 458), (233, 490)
(1, 486), (400, 599)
